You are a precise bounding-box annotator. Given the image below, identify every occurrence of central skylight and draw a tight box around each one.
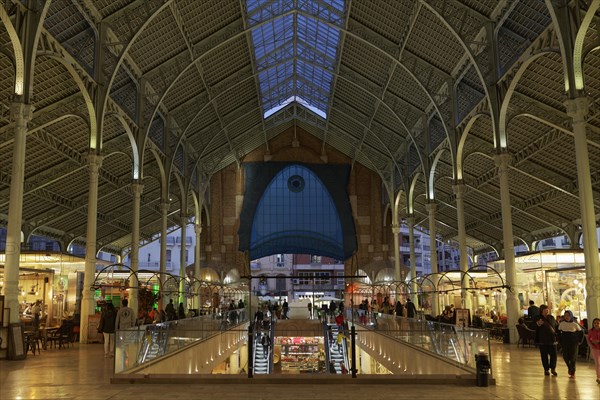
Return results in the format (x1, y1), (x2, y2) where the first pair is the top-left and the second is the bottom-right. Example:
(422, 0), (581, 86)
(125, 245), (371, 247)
(245, 0), (345, 119)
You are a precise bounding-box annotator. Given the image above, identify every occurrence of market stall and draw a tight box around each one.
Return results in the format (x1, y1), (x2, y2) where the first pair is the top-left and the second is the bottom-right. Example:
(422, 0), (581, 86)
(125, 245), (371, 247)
(488, 250), (590, 320)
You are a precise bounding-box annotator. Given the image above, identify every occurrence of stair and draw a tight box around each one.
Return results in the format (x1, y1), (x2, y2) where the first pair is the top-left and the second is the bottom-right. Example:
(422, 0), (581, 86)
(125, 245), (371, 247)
(326, 325), (347, 374)
(138, 328), (167, 364)
(254, 343), (270, 374)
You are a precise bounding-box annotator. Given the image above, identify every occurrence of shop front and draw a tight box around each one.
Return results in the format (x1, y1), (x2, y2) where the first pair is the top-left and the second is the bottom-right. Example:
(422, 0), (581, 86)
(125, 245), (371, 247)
(0, 251), (113, 326)
(0, 268), (55, 327)
(274, 336), (325, 373)
(488, 250), (590, 321)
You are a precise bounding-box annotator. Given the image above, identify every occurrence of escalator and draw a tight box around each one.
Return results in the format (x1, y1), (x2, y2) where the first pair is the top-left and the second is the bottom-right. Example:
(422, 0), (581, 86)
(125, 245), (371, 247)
(424, 321), (463, 363)
(324, 323), (348, 374)
(253, 314), (275, 374)
(137, 324), (169, 364)
(253, 333), (271, 374)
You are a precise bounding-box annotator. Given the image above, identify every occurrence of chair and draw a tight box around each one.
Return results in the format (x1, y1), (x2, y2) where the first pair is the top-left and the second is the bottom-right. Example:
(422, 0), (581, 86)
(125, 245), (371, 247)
(472, 315), (484, 329)
(24, 330), (41, 355)
(71, 325), (80, 342)
(47, 323), (71, 349)
(516, 324), (536, 348)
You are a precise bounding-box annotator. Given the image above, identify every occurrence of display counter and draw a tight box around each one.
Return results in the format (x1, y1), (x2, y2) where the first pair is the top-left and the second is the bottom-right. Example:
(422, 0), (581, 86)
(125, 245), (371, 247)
(275, 336), (324, 373)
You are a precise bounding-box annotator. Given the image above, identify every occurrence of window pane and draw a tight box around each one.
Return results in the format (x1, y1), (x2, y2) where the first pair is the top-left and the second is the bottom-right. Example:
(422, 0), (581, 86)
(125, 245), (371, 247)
(246, 0), (345, 119)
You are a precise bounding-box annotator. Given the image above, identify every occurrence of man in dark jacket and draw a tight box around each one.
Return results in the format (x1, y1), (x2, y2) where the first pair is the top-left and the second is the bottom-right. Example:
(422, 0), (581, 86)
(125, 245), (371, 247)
(165, 299), (176, 321)
(535, 304), (558, 376)
(528, 300), (540, 320)
(254, 308), (264, 331)
(406, 298), (417, 318)
(282, 300), (289, 319)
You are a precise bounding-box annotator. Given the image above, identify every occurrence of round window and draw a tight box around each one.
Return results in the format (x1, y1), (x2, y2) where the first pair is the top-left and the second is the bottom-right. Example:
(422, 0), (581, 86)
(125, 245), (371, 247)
(287, 175), (305, 193)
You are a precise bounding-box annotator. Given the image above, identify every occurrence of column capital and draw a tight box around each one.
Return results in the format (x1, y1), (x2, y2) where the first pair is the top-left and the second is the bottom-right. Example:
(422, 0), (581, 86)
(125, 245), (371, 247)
(452, 181), (466, 198)
(391, 224), (401, 235)
(131, 181), (144, 195)
(179, 213), (190, 225)
(86, 153), (103, 169)
(586, 276), (600, 299)
(195, 224), (202, 235)
(10, 102), (33, 122)
(494, 152), (512, 170)
(160, 201), (170, 213)
(425, 201), (437, 213)
(563, 97), (589, 122)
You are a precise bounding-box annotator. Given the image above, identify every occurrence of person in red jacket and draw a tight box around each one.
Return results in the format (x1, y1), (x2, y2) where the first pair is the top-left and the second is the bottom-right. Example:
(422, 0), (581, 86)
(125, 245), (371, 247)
(335, 312), (344, 333)
(339, 361), (348, 374)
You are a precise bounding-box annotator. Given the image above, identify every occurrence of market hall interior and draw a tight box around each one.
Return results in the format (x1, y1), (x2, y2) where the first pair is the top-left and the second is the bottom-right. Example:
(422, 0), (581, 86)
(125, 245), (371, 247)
(1, 339), (599, 400)
(1, 0), (600, 391)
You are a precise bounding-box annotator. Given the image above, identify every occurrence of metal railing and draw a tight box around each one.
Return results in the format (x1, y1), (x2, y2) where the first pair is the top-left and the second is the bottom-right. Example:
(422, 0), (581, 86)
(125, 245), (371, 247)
(113, 306), (254, 374)
(359, 312), (490, 372)
(113, 307), (489, 376)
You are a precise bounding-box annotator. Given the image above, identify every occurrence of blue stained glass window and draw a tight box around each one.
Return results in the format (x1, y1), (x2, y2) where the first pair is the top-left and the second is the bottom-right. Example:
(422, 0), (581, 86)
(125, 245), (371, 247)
(246, 0), (345, 119)
(250, 165), (344, 259)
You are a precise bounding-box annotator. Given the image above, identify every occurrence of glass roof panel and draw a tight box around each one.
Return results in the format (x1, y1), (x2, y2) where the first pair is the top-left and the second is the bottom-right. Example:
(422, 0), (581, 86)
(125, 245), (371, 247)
(296, 41), (335, 69)
(246, 0), (294, 25)
(246, 0), (345, 120)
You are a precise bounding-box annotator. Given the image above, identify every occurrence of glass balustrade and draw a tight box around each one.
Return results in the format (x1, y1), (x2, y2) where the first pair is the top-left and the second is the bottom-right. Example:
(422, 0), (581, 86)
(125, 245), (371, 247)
(362, 312), (489, 372)
(113, 306), (254, 374)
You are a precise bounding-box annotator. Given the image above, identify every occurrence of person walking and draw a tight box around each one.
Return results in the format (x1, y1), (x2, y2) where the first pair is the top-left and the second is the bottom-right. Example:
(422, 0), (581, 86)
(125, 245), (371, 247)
(535, 304), (558, 376)
(178, 302), (186, 320)
(98, 302), (116, 358)
(527, 300), (540, 320)
(329, 360), (337, 374)
(238, 299), (245, 321)
(228, 300), (236, 324)
(165, 299), (176, 321)
(254, 308), (264, 331)
(327, 325), (334, 344)
(149, 307), (159, 323)
(261, 334), (270, 357)
(339, 361), (348, 374)
(116, 299), (136, 330)
(357, 301), (366, 324)
(558, 310), (583, 378)
(282, 300), (289, 319)
(395, 301), (404, 317)
(31, 300), (42, 329)
(406, 298), (417, 318)
(335, 311), (345, 334)
(586, 318), (600, 384)
(336, 331), (346, 351)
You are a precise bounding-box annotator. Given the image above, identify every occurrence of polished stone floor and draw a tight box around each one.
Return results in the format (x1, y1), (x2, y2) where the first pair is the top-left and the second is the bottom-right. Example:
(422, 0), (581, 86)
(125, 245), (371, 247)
(1, 339), (599, 400)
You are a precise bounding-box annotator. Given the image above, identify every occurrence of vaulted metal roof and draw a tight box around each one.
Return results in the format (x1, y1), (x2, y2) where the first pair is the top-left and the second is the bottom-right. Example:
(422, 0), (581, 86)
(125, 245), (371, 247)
(0, 0), (599, 256)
